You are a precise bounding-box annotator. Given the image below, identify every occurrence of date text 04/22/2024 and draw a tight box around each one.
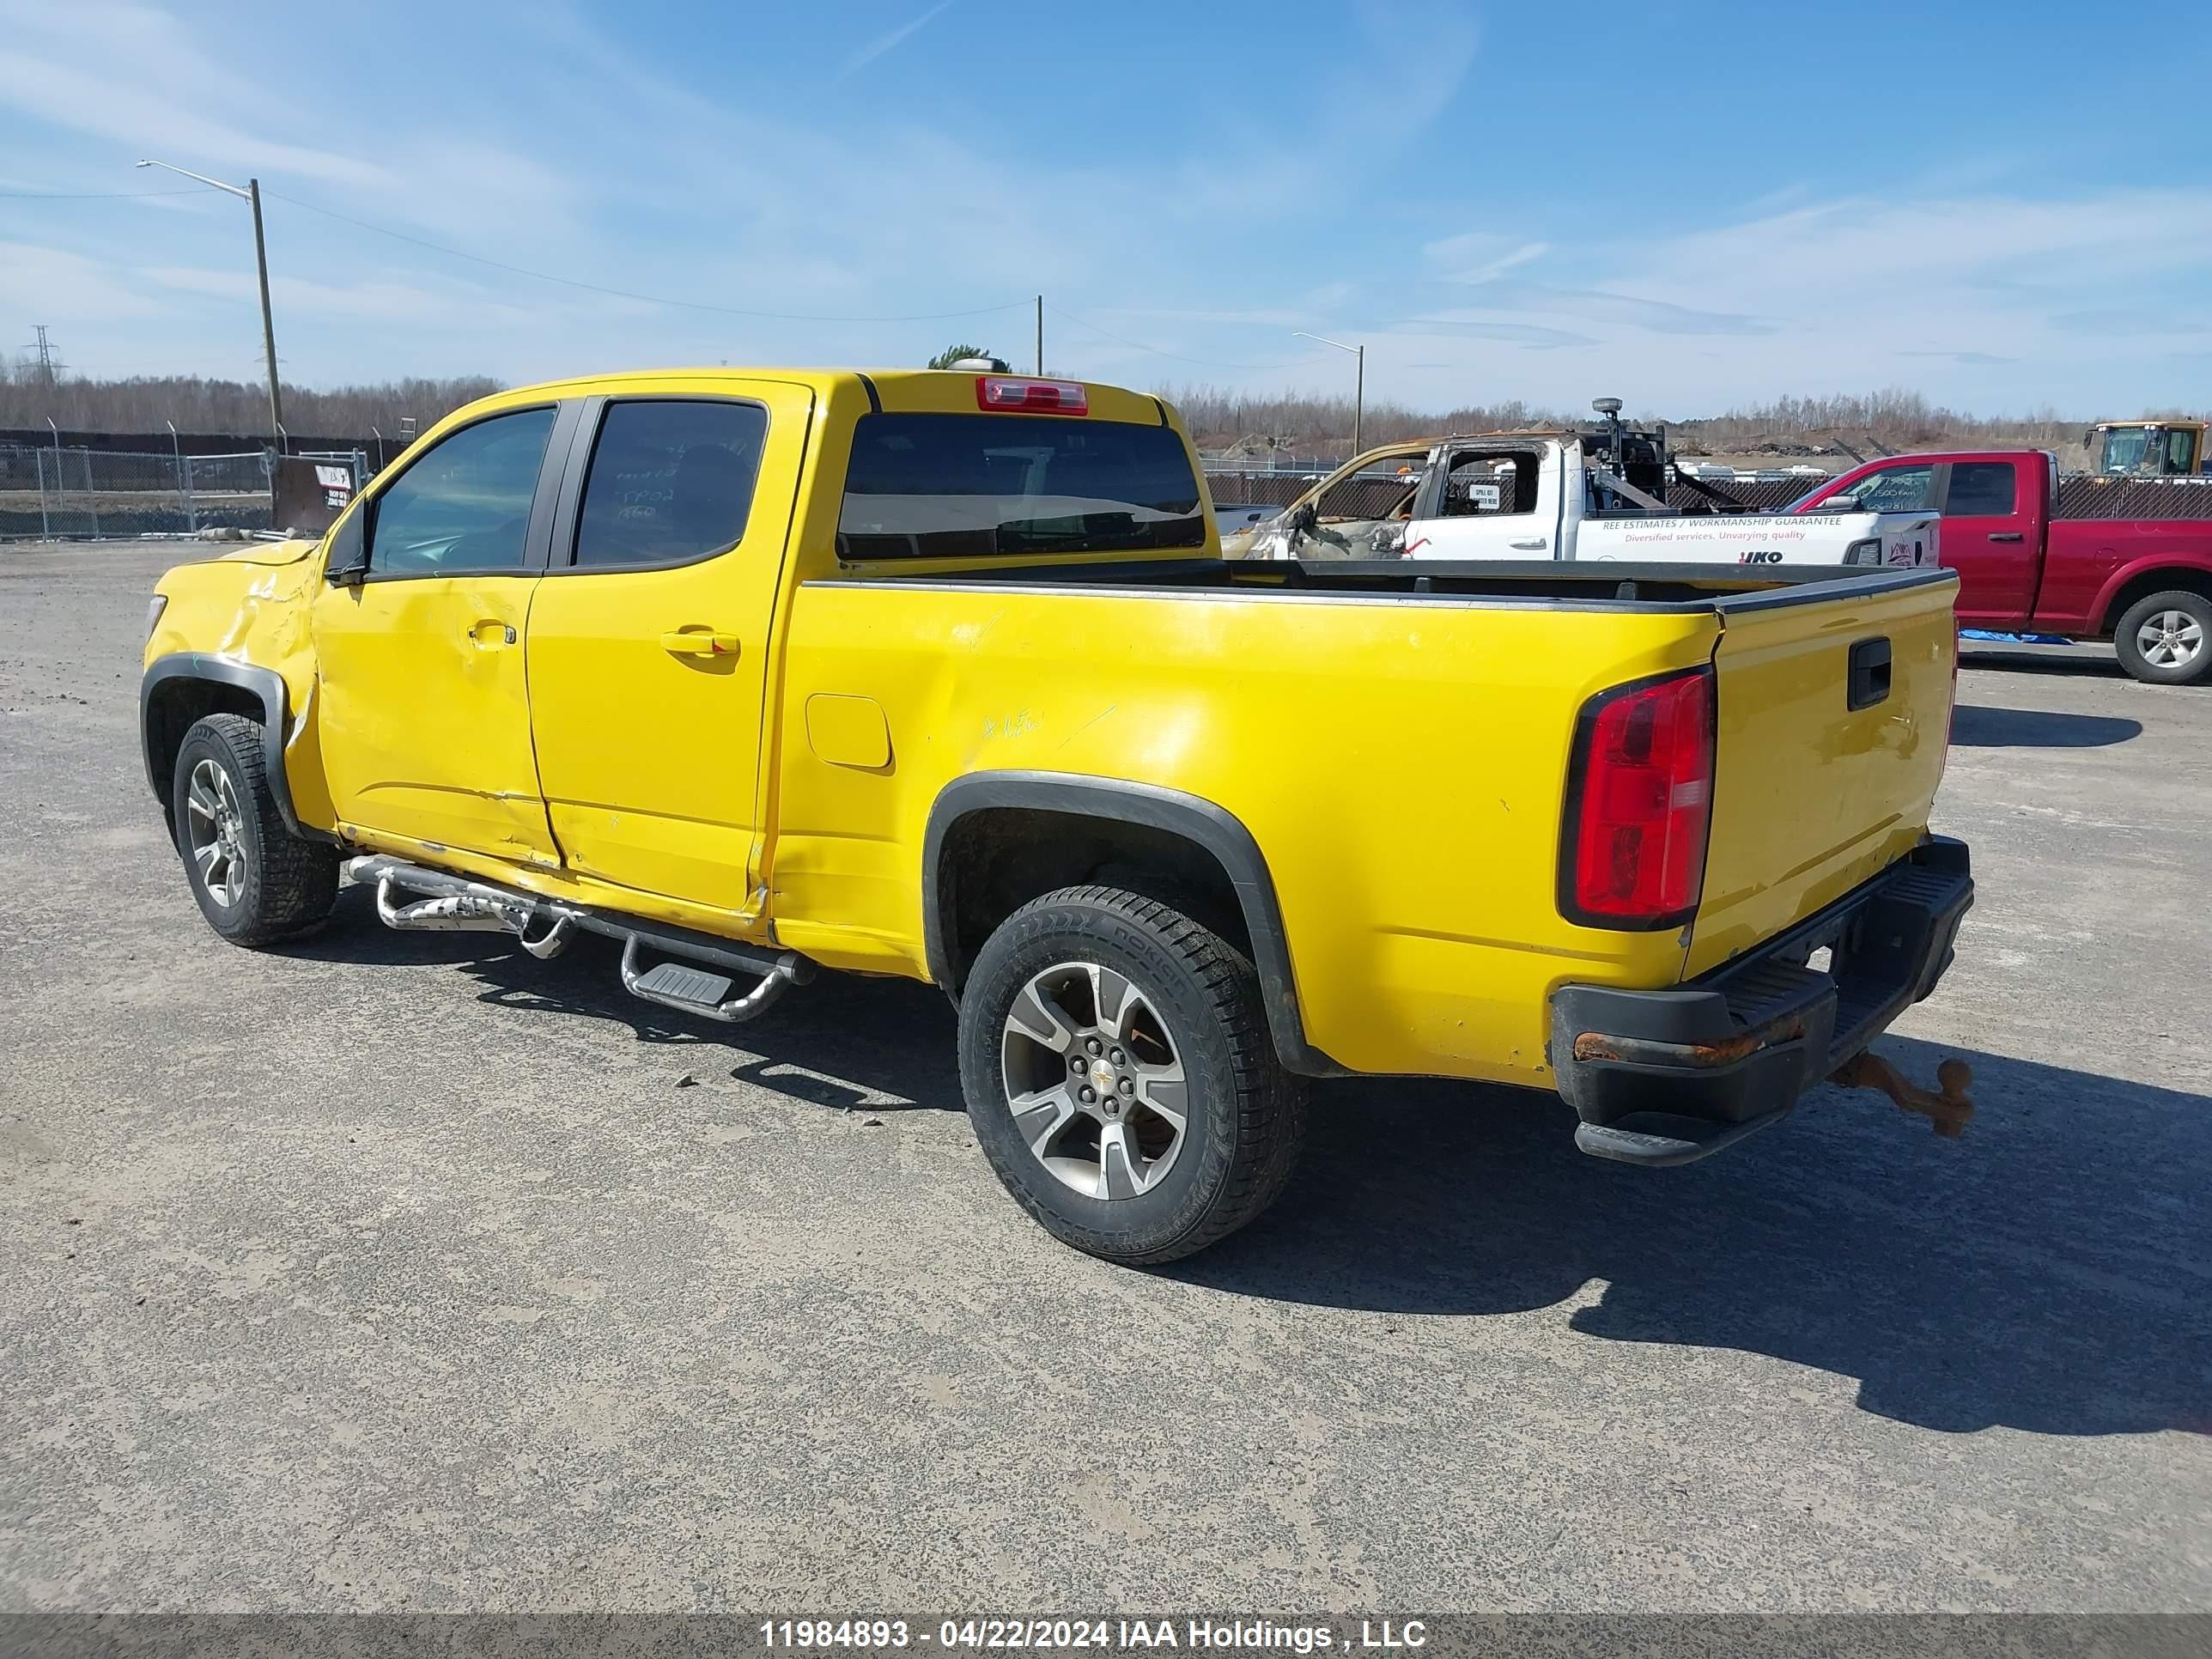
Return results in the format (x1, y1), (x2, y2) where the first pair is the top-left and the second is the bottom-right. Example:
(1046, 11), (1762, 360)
(757, 1621), (1431, 1650)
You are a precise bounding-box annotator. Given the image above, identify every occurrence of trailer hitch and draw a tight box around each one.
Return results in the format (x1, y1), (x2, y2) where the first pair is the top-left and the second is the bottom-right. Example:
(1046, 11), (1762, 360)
(1832, 1051), (1974, 1138)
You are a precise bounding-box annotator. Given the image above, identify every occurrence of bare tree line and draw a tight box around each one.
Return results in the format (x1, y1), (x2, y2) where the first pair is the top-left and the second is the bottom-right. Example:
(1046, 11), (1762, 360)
(8, 359), (2201, 466)
(1162, 382), (2203, 464)
(0, 359), (502, 438)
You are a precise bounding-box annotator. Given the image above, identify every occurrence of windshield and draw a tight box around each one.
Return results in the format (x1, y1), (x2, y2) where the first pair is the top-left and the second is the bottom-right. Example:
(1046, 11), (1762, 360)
(837, 413), (1205, 559)
(2098, 427), (2160, 474)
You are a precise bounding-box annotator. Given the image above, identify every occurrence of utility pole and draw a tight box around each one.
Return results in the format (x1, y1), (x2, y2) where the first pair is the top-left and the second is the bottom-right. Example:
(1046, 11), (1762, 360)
(134, 160), (285, 453)
(1353, 343), (1364, 456)
(1036, 295), (1043, 377)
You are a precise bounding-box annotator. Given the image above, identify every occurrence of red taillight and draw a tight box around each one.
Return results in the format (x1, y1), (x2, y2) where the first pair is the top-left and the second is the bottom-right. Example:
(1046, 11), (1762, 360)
(1560, 668), (1715, 929)
(978, 376), (1088, 416)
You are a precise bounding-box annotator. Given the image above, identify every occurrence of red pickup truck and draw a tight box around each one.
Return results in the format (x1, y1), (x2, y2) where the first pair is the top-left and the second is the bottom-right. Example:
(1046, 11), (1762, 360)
(1790, 450), (2212, 684)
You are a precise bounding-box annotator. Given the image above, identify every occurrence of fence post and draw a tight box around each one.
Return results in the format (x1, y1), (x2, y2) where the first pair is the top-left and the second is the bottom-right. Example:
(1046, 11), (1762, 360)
(183, 454), (198, 533)
(37, 447), (49, 540)
(85, 449), (100, 539)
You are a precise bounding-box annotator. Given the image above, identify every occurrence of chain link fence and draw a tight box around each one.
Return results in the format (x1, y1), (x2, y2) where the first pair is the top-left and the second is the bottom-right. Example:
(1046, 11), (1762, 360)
(0, 447), (375, 540)
(11, 440), (2209, 544)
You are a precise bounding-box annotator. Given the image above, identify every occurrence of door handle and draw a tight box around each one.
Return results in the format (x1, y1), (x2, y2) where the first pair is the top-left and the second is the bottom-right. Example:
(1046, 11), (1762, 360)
(1848, 635), (1893, 711)
(469, 619), (517, 647)
(1988, 532), (2024, 542)
(1509, 538), (1547, 550)
(661, 629), (740, 658)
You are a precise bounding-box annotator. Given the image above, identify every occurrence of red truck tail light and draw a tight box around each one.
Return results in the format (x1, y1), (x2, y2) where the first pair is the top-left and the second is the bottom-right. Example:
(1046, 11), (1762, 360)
(1559, 668), (1715, 929)
(978, 376), (1088, 416)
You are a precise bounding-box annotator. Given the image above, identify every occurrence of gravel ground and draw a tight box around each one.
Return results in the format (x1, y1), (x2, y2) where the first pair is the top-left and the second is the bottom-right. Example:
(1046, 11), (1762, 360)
(1, 541), (2206, 1613)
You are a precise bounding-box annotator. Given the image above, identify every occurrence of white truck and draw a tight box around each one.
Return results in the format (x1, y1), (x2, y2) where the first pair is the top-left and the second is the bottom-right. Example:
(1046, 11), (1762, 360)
(1233, 426), (1938, 571)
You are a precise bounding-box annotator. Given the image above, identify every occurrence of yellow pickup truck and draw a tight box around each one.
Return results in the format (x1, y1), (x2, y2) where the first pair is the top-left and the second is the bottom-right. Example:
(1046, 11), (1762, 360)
(142, 368), (1974, 1264)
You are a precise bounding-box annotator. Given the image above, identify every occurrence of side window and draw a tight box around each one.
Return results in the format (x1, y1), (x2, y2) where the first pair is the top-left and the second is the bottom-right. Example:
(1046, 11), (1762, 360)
(2168, 428), (2199, 475)
(1316, 456), (1425, 524)
(1947, 462), (2017, 516)
(1439, 451), (1533, 518)
(369, 407), (556, 575)
(572, 400), (768, 568)
(1836, 464), (1934, 513)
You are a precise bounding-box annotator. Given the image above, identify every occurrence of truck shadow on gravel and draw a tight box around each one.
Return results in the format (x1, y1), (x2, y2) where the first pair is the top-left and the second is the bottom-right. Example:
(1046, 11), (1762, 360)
(1182, 1036), (2212, 1439)
(289, 886), (2208, 1440)
(285, 883), (973, 1096)
(1948, 704), (2142, 748)
(1960, 649), (2130, 681)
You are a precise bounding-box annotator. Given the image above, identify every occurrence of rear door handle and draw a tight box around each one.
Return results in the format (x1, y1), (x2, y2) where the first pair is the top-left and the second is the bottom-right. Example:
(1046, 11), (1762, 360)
(1988, 532), (2024, 542)
(1848, 636), (1893, 711)
(1509, 538), (1547, 550)
(661, 629), (740, 658)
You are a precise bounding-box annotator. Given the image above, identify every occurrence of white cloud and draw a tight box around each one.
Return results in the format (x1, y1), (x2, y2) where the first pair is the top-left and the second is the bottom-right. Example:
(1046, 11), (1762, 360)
(137, 262), (544, 325)
(0, 240), (167, 321)
(0, 3), (392, 191)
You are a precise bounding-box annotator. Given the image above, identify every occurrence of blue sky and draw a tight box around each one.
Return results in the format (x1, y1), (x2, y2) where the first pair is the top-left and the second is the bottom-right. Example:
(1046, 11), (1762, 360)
(3, 0), (2208, 418)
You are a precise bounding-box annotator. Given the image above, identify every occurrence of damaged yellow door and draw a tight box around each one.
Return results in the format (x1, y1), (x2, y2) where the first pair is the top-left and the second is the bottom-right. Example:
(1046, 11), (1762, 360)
(308, 404), (562, 865)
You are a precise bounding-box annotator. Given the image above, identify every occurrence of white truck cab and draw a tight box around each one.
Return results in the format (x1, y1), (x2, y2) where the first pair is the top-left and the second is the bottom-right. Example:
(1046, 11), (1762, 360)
(1237, 425), (1938, 573)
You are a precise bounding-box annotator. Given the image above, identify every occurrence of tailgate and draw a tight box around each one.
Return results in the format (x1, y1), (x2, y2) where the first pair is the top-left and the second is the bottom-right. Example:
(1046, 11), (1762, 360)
(1684, 569), (1958, 977)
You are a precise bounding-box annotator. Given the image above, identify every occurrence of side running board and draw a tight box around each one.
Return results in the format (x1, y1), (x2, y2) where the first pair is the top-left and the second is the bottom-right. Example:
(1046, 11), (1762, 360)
(349, 855), (811, 1027)
(619, 936), (796, 1024)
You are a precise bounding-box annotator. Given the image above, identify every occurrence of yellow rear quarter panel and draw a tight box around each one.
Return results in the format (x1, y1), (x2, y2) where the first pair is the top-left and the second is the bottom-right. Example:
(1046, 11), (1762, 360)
(771, 580), (1719, 1086)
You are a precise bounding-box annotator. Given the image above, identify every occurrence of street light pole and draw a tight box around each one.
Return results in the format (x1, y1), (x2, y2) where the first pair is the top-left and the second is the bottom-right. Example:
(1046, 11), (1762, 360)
(247, 179), (283, 451)
(1292, 331), (1364, 456)
(136, 159), (286, 453)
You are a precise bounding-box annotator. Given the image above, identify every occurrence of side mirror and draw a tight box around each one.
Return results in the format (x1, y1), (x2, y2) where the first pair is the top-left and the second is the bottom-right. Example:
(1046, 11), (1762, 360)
(324, 512), (368, 586)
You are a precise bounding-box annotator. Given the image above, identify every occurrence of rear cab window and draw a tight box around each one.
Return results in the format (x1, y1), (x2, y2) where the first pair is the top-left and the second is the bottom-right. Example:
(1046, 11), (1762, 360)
(836, 413), (1205, 560)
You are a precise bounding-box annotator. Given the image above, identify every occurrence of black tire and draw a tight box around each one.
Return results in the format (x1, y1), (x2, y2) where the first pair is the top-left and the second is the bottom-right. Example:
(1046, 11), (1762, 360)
(957, 884), (1306, 1266)
(170, 713), (339, 945)
(2113, 589), (2212, 686)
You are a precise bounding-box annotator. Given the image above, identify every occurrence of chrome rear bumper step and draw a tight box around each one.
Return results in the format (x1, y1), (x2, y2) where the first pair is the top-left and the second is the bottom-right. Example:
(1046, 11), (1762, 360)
(349, 855), (811, 1025)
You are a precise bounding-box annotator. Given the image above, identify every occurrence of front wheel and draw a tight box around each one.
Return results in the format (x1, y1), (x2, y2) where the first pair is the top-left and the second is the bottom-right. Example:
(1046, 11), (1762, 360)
(2114, 590), (2212, 686)
(957, 885), (1306, 1266)
(170, 714), (339, 945)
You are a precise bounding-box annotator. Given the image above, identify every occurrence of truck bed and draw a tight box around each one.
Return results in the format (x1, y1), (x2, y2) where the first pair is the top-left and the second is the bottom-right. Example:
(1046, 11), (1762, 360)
(815, 556), (1948, 611)
(783, 555), (1959, 1079)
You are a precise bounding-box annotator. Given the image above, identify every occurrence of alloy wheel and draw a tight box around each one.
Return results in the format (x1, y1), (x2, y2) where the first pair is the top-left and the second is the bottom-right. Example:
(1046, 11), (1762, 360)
(2136, 608), (2205, 670)
(1000, 961), (1189, 1200)
(185, 757), (246, 907)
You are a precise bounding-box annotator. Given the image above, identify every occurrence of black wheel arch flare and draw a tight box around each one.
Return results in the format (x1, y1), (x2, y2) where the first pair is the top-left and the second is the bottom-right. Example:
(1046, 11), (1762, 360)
(921, 770), (1345, 1077)
(141, 653), (329, 842)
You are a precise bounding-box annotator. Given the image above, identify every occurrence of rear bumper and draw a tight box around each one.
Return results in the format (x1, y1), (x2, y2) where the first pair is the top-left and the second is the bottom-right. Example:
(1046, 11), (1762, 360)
(1549, 836), (1972, 1166)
